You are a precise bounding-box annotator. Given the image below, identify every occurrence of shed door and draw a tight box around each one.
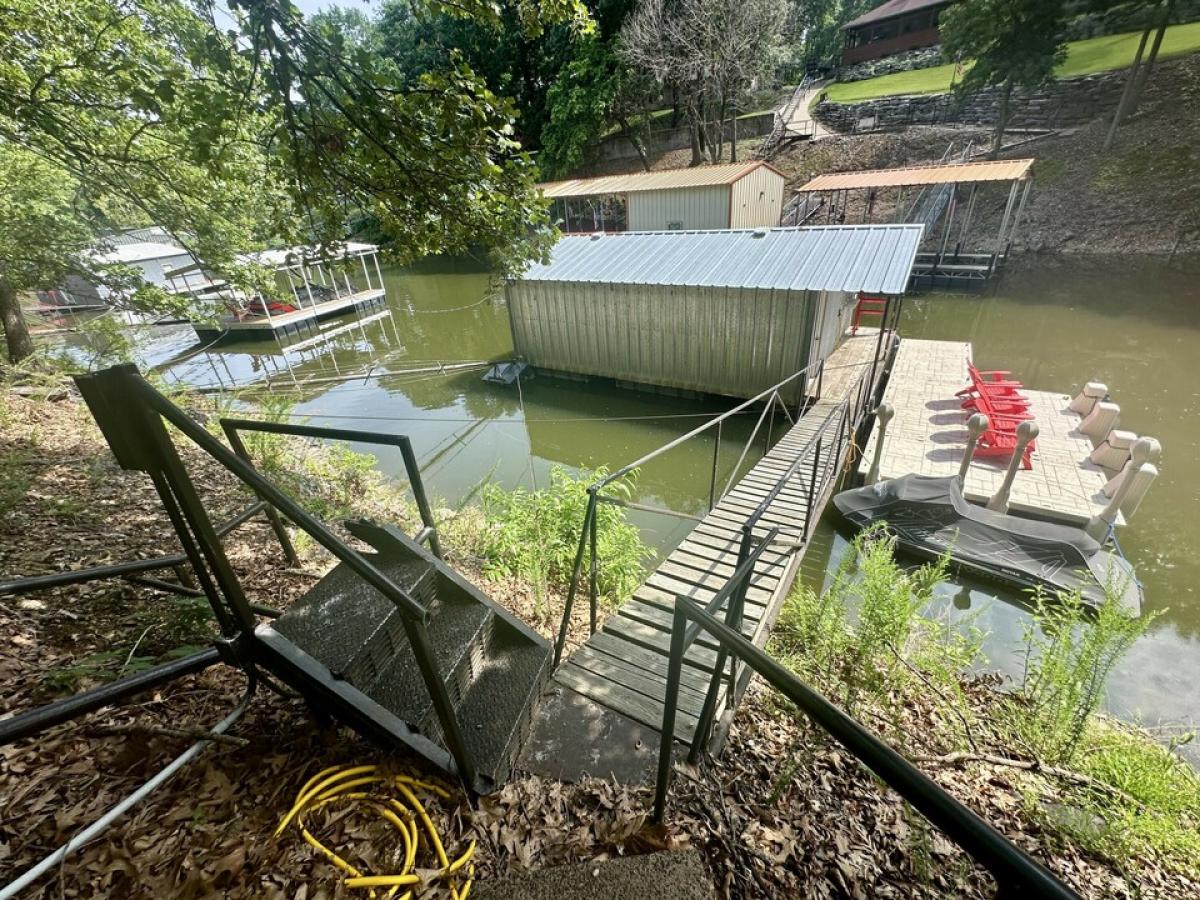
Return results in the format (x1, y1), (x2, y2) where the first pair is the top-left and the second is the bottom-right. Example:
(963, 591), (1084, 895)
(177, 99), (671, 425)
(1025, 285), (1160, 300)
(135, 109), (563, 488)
(811, 291), (855, 364)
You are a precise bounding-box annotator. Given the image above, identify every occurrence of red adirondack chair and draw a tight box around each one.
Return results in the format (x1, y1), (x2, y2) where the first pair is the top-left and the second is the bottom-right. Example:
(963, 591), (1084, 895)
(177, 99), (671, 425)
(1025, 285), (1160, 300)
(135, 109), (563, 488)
(956, 362), (1025, 399)
(968, 390), (1036, 469)
(850, 292), (888, 335)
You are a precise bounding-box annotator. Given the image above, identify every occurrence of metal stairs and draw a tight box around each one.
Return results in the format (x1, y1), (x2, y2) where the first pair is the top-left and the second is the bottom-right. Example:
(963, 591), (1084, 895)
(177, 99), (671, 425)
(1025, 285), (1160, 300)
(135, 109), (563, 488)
(73, 364), (552, 797)
(259, 521), (551, 792)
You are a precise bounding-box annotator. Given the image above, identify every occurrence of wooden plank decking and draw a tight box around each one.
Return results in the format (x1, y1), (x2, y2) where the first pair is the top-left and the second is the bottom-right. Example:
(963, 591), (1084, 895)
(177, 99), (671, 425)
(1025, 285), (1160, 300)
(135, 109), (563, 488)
(547, 331), (889, 747)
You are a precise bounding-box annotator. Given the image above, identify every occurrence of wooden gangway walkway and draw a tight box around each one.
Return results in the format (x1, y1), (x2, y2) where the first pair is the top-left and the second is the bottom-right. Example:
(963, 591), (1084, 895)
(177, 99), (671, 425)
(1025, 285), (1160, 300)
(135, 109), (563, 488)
(541, 332), (891, 752)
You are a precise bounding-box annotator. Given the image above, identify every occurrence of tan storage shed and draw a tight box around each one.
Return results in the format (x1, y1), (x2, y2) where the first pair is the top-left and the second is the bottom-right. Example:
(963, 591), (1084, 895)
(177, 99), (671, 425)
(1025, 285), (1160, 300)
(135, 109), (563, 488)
(540, 161), (787, 233)
(506, 225), (923, 402)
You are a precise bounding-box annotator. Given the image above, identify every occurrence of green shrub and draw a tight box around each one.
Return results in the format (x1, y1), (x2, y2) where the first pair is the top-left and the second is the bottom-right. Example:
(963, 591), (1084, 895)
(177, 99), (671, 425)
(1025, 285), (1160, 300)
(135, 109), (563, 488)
(1013, 587), (1156, 765)
(475, 466), (652, 608)
(774, 527), (980, 724)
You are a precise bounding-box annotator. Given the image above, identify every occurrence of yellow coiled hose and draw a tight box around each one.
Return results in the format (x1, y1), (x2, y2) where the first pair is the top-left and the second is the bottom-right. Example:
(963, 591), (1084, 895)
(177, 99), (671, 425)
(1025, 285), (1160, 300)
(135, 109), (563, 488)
(276, 764), (476, 899)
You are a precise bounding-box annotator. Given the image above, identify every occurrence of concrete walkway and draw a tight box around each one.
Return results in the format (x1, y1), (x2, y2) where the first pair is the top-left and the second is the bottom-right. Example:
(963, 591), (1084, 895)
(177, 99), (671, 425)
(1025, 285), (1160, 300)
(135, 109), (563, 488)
(782, 80), (834, 142)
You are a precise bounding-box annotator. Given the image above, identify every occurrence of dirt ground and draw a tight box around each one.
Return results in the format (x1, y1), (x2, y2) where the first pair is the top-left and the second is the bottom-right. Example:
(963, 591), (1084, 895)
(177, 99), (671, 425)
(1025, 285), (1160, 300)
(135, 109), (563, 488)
(1, 384), (1194, 898)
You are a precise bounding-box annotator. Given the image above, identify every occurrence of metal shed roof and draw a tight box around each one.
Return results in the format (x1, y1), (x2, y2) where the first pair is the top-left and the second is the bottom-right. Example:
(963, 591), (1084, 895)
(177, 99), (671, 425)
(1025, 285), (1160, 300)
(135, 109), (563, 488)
(538, 161), (784, 199)
(799, 159), (1035, 192)
(516, 225), (924, 294)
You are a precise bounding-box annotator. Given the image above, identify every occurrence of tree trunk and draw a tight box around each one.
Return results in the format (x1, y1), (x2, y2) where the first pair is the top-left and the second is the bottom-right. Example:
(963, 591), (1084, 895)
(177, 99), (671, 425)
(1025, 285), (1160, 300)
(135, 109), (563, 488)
(1128, 0), (1177, 116)
(729, 112), (738, 163)
(618, 117), (652, 172)
(0, 277), (35, 364)
(990, 80), (1013, 159)
(1104, 25), (1152, 151)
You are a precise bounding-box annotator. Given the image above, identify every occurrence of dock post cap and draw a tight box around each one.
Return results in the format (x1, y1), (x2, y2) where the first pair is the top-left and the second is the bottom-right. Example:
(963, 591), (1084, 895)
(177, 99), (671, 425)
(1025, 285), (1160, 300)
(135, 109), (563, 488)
(1016, 420), (1039, 441)
(966, 413), (989, 436)
(874, 402), (895, 423)
(1082, 382), (1108, 398)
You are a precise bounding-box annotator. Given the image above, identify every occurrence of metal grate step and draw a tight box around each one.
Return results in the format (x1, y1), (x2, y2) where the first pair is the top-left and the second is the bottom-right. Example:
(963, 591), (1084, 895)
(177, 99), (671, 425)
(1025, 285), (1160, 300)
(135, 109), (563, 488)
(453, 627), (551, 789)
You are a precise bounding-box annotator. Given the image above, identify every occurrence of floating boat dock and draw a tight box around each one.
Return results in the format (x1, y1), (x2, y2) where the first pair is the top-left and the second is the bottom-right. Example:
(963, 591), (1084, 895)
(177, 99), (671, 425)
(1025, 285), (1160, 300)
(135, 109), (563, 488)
(166, 241), (389, 343)
(859, 338), (1115, 525)
(520, 330), (892, 781)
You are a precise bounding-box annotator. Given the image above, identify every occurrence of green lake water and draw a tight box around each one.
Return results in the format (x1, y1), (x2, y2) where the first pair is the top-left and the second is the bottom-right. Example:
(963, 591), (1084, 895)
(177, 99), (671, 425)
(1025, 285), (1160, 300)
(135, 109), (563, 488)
(120, 256), (1198, 749)
(802, 258), (1200, 751)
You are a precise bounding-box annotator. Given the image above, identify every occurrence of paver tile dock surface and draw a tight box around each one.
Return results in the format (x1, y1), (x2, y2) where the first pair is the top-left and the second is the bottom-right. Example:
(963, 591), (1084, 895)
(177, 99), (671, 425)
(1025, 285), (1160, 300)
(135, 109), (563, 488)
(859, 338), (1113, 524)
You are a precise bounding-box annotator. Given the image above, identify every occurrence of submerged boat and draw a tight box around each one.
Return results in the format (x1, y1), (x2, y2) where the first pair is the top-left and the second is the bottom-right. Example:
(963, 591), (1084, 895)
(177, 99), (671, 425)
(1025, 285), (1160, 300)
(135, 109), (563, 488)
(833, 474), (1142, 616)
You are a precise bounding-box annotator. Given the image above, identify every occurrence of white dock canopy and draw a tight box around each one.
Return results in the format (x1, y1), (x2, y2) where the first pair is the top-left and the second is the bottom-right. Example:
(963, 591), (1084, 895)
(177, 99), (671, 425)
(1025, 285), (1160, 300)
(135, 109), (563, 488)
(519, 225), (923, 295)
(508, 225), (922, 401)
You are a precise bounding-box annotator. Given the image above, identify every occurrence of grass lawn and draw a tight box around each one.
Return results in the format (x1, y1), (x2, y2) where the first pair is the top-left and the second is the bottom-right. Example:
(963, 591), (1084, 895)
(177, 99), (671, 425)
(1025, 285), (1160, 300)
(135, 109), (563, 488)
(824, 21), (1200, 103)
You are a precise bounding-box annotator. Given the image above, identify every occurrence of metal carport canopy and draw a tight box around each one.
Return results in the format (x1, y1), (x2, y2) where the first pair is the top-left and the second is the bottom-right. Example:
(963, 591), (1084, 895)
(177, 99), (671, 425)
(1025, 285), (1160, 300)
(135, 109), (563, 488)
(517, 225), (925, 295)
(799, 159), (1035, 192)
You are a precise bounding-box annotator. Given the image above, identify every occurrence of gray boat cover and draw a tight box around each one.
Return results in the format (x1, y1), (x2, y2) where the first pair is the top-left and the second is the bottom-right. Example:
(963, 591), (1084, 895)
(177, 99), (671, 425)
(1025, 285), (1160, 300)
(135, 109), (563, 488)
(833, 474), (1141, 615)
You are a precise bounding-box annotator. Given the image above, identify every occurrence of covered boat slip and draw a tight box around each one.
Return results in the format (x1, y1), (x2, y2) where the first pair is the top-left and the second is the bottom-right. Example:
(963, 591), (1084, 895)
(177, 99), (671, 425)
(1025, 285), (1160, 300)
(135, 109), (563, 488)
(796, 158), (1036, 286)
(165, 241), (388, 343)
(506, 225), (923, 405)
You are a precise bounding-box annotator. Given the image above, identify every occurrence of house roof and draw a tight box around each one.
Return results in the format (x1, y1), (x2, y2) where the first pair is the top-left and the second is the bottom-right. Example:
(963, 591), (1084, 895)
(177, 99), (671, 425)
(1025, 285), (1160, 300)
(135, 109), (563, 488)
(515, 225), (924, 295)
(799, 158), (1035, 191)
(843, 0), (950, 31)
(537, 161), (785, 199)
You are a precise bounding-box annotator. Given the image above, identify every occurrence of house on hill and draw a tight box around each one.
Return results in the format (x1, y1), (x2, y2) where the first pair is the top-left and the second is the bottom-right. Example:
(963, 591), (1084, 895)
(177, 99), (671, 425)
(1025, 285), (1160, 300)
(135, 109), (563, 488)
(538, 161), (786, 234)
(842, 0), (956, 65)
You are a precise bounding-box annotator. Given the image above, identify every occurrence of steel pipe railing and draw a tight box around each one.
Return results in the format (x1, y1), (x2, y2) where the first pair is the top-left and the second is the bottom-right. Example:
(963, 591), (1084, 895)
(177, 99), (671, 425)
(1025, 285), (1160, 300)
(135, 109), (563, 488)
(654, 596), (1080, 899)
(219, 418), (443, 559)
(553, 357), (828, 664)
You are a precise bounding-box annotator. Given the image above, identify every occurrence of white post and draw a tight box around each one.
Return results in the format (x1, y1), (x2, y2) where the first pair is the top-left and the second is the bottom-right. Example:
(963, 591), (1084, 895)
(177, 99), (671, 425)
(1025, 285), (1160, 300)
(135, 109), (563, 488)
(373, 253), (385, 295)
(865, 403), (894, 485)
(986, 420), (1038, 513)
(301, 266), (317, 309)
(958, 413), (989, 486)
(1086, 437), (1155, 541)
(360, 253), (372, 292)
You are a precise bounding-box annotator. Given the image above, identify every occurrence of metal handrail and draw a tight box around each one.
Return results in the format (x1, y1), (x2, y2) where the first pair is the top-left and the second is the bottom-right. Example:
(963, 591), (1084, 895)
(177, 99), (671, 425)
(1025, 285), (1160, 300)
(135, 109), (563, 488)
(117, 371), (479, 785)
(218, 417), (443, 559)
(553, 355), (827, 664)
(654, 596), (1080, 899)
(135, 379), (430, 622)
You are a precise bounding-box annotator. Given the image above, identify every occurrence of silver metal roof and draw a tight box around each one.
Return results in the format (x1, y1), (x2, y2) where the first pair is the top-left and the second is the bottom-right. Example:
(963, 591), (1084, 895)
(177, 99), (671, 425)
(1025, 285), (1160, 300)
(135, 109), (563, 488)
(517, 225), (925, 294)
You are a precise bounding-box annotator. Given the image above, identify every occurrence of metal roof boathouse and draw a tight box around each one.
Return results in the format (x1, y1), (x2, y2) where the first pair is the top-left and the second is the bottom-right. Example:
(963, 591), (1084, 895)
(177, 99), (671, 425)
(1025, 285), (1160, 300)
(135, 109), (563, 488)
(539, 162), (787, 234)
(507, 225), (923, 402)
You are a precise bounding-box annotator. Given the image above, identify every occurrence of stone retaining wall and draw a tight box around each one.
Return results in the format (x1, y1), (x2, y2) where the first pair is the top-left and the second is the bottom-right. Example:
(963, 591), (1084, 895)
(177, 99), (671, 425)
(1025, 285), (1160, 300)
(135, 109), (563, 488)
(596, 111), (775, 161)
(836, 47), (946, 84)
(815, 71), (1127, 132)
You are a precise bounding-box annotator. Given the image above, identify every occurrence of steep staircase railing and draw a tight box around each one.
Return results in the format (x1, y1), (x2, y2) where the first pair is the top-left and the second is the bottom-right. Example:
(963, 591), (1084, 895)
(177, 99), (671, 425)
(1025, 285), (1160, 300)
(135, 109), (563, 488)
(755, 76), (812, 160)
(64, 364), (549, 794)
(651, 595), (1080, 899)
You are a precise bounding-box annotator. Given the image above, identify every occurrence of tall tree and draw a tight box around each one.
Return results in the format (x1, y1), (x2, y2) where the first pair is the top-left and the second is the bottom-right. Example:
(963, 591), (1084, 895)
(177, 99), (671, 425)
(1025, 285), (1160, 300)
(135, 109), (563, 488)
(940, 0), (1069, 156)
(0, 0), (591, 364)
(540, 37), (656, 175)
(622, 0), (783, 166)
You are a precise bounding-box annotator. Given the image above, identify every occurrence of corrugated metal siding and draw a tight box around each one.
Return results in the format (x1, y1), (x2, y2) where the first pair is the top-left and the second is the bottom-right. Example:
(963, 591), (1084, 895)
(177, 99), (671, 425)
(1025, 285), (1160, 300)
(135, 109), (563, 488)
(508, 280), (825, 401)
(627, 185), (730, 231)
(729, 165), (786, 229)
(520, 226), (923, 295)
(538, 161), (781, 198)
